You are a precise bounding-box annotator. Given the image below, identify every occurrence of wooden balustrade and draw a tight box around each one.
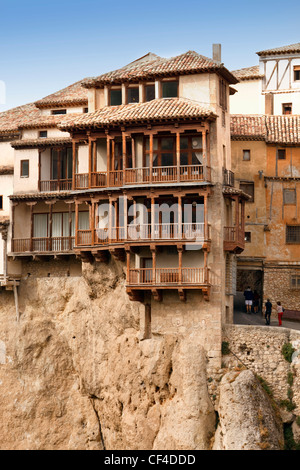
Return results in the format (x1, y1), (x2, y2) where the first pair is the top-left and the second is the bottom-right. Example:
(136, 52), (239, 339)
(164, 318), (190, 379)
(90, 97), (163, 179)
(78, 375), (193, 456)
(12, 237), (75, 253)
(223, 226), (245, 253)
(40, 179), (72, 192)
(128, 267), (210, 286)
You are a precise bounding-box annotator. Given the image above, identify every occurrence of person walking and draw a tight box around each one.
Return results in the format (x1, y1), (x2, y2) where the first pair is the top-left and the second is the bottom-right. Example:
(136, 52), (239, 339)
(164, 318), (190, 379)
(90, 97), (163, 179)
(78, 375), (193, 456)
(244, 286), (254, 314)
(265, 299), (272, 325)
(253, 290), (260, 314)
(277, 301), (284, 327)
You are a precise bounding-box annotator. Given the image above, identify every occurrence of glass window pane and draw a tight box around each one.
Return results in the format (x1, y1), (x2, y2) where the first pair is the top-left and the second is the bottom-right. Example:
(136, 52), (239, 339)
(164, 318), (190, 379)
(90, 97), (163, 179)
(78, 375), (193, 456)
(162, 81), (178, 98)
(180, 137), (188, 150)
(243, 150), (251, 161)
(34, 214), (48, 238)
(161, 137), (174, 150)
(127, 87), (139, 103)
(180, 153), (188, 165)
(192, 152), (203, 164)
(145, 85), (155, 102)
(161, 153), (174, 166)
(191, 137), (202, 149)
(51, 150), (59, 180)
(21, 160), (29, 177)
(78, 212), (90, 230)
(110, 89), (122, 106)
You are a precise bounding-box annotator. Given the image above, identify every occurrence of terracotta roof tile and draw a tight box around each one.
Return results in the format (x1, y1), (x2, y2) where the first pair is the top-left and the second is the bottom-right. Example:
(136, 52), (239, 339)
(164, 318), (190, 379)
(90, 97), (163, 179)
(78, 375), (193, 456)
(231, 65), (264, 81)
(18, 113), (81, 130)
(0, 103), (41, 135)
(230, 115), (267, 140)
(11, 137), (72, 149)
(266, 115), (300, 144)
(83, 50), (238, 87)
(0, 166), (14, 175)
(59, 98), (216, 131)
(35, 80), (88, 109)
(257, 42), (300, 56)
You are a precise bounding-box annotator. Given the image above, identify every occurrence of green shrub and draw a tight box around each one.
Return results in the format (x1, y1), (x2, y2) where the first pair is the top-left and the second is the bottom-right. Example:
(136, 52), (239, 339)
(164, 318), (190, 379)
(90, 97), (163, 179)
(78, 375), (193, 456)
(282, 343), (295, 363)
(222, 341), (230, 356)
(287, 372), (294, 387)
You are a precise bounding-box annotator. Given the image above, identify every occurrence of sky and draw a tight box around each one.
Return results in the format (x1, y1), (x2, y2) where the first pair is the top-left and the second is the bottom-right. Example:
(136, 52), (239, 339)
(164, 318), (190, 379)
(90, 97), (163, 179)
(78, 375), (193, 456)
(1, 0), (300, 111)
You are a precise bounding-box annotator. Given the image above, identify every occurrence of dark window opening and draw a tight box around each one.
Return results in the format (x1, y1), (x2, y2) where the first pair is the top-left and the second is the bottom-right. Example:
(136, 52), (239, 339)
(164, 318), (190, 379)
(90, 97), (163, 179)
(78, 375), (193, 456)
(243, 150), (251, 161)
(286, 225), (300, 244)
(245, 232), (251, 242)
(282, 103), (292, 115)
(39, 131), (48, 138)
(162, 81), (178, 98)
(145, 84), (155, 102)
(20, 160), (29, 178)
(240, 182), (254, 202)
(127, 87), (139, 103)
(294, 67), (300, 81)
(110, 89), (122, 106)
(51, 109), (67, 115)
(278, 149), (286, 160)
(0, 195), (3, 210)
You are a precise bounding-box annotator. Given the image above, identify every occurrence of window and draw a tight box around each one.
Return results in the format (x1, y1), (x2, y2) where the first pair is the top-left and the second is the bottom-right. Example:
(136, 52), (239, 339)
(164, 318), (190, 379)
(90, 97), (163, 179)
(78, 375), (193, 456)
(127, 87), (139, 103)
(51, 148), (73, 180)
(145, 84), (155, 102)
(245, 232), (251, 242)
(219, 79), (227, 110)
(290, 275), (300, 289)
(240, 182), (254, 202)
(283, 188), (296, 205)
(83, 107), (89, 113)
(278, 149), (286, 160)
(294, 66), (300, 81)
(110, 89), (122, 106)
(51, 109), (67, 115)
(282, 103), (292, 115)
(243, 150), (251, 161)
(39, 130), (48, 138)
(286, 225), (300, 244)
(0, 195), (3, 210)
(20, 160), (29, 178)
(143, 134), (203, 167)
(162, 81), (178, 98)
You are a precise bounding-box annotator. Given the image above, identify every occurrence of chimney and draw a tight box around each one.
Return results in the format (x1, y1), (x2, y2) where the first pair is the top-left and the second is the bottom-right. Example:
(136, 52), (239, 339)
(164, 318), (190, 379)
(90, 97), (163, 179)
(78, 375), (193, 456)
(212, 44), (222, 63)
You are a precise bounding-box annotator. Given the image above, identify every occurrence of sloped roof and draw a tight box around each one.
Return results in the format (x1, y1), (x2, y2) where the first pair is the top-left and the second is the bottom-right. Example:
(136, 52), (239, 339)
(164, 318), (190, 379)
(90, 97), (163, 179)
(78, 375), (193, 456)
(83, 50), (238, 87)
(231, 114), (300, 144)
(230, 115), (267, 140)
(59, 98), (216, 131)
(231, 65), (264, 81)
(257, 42), (300, 57)
(18, 112), (81, 130)
(0, 103), (41, 136)
(34, 80), (89, 109)
(11, 137), (72, 149)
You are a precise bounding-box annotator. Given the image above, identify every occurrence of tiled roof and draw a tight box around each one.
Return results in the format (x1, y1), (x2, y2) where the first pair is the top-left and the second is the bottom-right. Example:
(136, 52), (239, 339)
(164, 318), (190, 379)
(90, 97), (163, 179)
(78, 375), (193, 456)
(0, 103), (41, 135)
(83, 50), (238, 87)
(257, 42), (300, 56)
(11, 137), (72, 149)
(230, 115), (267, 140)
(223, 186), (251, 200)
(0, 166), (14, 175)
(231, 114), (300, 144)
(231, 65), (264, 81)
(18, 113), (81, 130)
(59, 98), (216, 131)
(35, 80), (88, 109)
(267, 115), (300, 144)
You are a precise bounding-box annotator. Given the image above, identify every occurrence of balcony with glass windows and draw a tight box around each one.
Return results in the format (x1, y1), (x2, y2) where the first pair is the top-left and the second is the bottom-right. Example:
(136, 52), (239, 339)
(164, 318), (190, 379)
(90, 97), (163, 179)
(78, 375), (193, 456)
(39, 147), (73, 192)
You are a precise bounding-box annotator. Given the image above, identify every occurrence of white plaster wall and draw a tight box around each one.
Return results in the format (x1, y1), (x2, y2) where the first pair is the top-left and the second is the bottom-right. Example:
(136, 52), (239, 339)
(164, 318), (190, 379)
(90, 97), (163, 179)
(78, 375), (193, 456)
(40, 148), (51, 181)
(273, 92), (300, 115)
(230, 80), (264, 114)
(96, 141), (107, 171)
(78, 144), (89, 173)
(179, 73), (211, 108)
(0, 141), (15, 166)
(22, 128), (71, 139)
(14, 148), (39, 194)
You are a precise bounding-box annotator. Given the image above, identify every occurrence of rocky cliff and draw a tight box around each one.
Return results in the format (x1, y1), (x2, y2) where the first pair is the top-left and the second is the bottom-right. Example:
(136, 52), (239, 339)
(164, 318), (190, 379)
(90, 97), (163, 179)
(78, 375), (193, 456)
(0, 259), (286, 450)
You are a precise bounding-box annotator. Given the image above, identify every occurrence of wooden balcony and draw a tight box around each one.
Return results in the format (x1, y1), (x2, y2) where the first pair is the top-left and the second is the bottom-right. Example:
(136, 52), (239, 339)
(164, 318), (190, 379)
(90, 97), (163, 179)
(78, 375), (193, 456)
(76, 223), (211, 248)
(223, 169), (234, 187)
(74, 165), (211, 190)
(12, 237), (75, 254)
(40, 179), (72, 192)
(127, 267), (211, 301)
(223, 226), (245, 253)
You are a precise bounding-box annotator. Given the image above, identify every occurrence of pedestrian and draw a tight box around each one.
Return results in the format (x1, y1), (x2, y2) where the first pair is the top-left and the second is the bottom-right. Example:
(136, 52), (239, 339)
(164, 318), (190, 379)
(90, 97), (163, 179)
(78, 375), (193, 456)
(277, 301), (284, 326)
(253, 290), (260, 314)
(244, 286), (254, 314)
(265, 299), (272, 325)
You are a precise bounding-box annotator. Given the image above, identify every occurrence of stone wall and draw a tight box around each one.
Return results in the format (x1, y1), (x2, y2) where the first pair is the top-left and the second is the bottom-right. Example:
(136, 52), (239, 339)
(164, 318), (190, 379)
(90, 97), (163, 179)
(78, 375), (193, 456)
(223, 324), (300, 416)
(264, 266), (300, 312)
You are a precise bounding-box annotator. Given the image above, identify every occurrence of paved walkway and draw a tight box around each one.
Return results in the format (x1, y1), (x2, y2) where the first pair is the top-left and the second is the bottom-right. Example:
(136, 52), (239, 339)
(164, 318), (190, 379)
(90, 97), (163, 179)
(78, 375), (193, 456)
(234, 309), (300, 331)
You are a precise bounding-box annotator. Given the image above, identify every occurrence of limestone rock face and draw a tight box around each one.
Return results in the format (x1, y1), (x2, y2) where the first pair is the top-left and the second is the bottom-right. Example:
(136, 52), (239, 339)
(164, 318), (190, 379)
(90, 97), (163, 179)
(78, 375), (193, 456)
(213, 370), (284, 450)
(0, 259), (215, 450)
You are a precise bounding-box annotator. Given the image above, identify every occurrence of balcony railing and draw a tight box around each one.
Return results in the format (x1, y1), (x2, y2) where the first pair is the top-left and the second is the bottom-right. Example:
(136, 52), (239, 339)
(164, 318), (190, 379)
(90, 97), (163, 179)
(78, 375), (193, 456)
(40, 179), (72, 192)
(12, 237), (75, 253)
(74, 165), (211, 190)
(223, 169), (234, 187)
(128, 267), (210, 287)
(76, 223), (211, 247)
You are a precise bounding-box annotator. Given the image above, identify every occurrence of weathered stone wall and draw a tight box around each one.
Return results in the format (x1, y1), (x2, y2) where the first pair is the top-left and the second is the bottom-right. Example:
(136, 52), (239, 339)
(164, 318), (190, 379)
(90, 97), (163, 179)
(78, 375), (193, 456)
(223, 325), (300, 416)
(264, 266), (300, 312)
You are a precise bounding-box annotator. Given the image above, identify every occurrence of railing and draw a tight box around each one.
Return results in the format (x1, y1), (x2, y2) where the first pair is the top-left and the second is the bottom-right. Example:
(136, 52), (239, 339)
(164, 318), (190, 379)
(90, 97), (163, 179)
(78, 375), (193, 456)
(75, 223), (211, 246)
(73, 165), (211, 190)
(12, 237), (75, 253)
(223, 169), (234, 187)
(128, 267), (210, 286)
(224, 226), (245, 245)
(40, 179), (72, 192)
